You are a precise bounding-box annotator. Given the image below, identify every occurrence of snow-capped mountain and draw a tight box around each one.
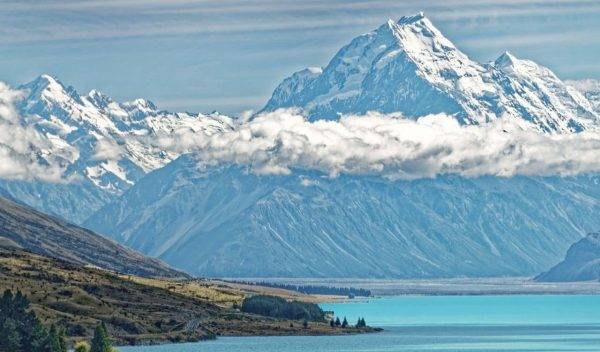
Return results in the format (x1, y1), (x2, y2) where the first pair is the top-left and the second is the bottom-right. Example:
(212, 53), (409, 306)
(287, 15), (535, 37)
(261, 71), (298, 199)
(5, 14), (600, 279)
(85, 155), (600, 278)
(83, 15), (600, 279)
(263, 13), (598, 133)
(1, 74), (232, 222)
(18, 74), (233, 193)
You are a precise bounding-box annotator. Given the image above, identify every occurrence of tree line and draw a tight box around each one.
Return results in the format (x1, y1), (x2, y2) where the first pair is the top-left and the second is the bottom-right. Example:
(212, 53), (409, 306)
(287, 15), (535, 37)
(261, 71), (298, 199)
(0, 289), (117, 352)
(329, 316), (367, 328)
(229, 280), (372, 298)
(240, 295), (325, 321)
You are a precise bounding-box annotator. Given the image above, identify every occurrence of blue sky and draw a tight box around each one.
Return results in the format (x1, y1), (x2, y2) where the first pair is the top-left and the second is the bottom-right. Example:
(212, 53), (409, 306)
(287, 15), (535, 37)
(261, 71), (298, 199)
(1, 0), (599, 115)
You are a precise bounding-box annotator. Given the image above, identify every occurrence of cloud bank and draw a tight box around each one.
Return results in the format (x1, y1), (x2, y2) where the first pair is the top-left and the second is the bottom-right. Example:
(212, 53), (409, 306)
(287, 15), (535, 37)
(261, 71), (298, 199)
(152, 109), (600, 180)
(3, 78), (600, 183)
(0, 83), (76, 182)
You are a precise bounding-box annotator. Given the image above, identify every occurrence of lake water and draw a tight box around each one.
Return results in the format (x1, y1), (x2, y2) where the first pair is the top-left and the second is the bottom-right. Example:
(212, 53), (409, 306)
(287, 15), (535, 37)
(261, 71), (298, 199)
(121, 295), (600, 351)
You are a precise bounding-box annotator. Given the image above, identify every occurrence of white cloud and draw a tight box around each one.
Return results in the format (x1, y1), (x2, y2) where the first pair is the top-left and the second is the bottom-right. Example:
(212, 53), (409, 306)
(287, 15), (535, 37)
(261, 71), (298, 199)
(92, 138), (124, 161)
(0, 83), (75, 182)
(3, 88), (600, 183)
(3, 0), (599, 44)
(567, 79), (600, 94)
(151, 109), (600, 180)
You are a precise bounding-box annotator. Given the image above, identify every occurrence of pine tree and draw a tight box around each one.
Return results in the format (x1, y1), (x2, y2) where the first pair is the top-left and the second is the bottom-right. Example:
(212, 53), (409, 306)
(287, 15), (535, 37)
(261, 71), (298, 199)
(47, 324), (63, 352)
(341, 317), (348, 328)
(27, 316), (49, 352)
(0, 318), (21, 351)
(0, 289), (13, 317)
(329, 319), (335, 327)
(12, 291), (28, 313)
(58, 328), (68, 352)
(0, 289), (51, 352)
(90, 323), (111, 352)
(335, 317), (341, 326)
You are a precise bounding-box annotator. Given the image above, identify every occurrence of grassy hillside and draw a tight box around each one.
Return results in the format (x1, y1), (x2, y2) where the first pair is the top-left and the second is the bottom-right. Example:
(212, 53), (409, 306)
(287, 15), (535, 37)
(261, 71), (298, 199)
(0, 196), (184, 278)
(0, 247), (377, 346)
(122, 277), (331, 308)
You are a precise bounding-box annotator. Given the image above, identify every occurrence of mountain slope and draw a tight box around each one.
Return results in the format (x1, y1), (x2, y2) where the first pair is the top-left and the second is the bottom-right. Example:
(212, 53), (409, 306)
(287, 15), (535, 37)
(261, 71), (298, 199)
(85, 155), (600, 278)
(0, 74), (232, 222)
(263, 13), (598, 133)
(0, 248), (362, 345)
(568, 79), (600, 114)
(0, 178), (115, 224)
(0, 196), (185, 278)
(536, 233), (600, 282)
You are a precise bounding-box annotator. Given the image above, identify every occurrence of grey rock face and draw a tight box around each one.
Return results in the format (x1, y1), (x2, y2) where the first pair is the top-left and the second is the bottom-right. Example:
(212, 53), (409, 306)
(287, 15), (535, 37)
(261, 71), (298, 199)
(86, 155), (600, 278)
(536, 233), (600, 282)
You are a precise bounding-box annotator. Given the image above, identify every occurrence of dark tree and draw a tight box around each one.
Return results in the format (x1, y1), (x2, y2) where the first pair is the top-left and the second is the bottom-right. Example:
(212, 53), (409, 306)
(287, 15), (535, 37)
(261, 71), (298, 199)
(0, 289), (51, 352)
(302, 320), (308, 329)
(335, 317), (341, 326)
(47, 324), (64, 352)
(90, 323), (112, 352)
(28, 318), (50, 352)
(58, 328), (68, 352)
(341, 317), (348, 328)
(240, 295), (325, 321)
(0, 318), (21, 351)
(329, 319), (335, 327)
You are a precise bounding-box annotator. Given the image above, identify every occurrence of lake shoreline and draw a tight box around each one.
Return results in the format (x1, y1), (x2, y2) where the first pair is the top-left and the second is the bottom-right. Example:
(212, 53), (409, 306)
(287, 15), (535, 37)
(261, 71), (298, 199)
(120, 294), (600, 351)
(233, 277), (600, 298)
(113, 324), (383, 348)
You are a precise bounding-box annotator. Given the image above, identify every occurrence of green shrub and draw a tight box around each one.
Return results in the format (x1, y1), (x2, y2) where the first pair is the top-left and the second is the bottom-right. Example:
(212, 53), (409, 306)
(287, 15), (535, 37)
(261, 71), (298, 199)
(74, 341), (90, 352)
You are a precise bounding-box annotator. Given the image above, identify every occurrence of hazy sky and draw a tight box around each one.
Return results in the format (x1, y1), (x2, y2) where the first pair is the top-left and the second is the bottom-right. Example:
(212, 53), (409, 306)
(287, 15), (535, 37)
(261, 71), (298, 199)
(2, 0), (599, 115)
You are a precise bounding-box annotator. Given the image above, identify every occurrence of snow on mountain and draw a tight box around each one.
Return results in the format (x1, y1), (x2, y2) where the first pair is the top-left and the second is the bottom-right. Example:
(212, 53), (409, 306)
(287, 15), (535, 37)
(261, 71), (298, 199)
(83, 14), (600, 279)
(85, 155), (600, 278)
(5, 14), (600, 279)
(1, 74), (232, 222)
(568, 79), (600, 114)
(263, 13), (598, 133)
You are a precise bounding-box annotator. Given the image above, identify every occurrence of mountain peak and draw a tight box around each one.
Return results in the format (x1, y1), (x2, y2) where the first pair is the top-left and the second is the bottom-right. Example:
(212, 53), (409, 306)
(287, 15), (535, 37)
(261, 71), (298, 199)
(495, 51), (519, 68)
(263, 15), (598, 132)
(396, 11), (426, 25)
(87, 89), (113, 109)
(20, 74), (82, 109)
(23, 74), (65, 94)
(380, 12), (431, 37)
(387, 12), (458, 55)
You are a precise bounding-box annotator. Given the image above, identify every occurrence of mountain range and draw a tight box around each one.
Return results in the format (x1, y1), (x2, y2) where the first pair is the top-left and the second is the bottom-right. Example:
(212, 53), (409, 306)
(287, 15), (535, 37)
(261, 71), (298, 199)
(3, 14), (600, 278)
(262, 13), (598, 133)
(1, 74), (232, 222)
(84, 158), (600, 278)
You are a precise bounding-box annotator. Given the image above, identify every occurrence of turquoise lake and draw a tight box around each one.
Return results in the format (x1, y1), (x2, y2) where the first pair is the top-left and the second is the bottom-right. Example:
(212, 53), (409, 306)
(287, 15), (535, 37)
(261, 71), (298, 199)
(121, 295), (600, 351)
